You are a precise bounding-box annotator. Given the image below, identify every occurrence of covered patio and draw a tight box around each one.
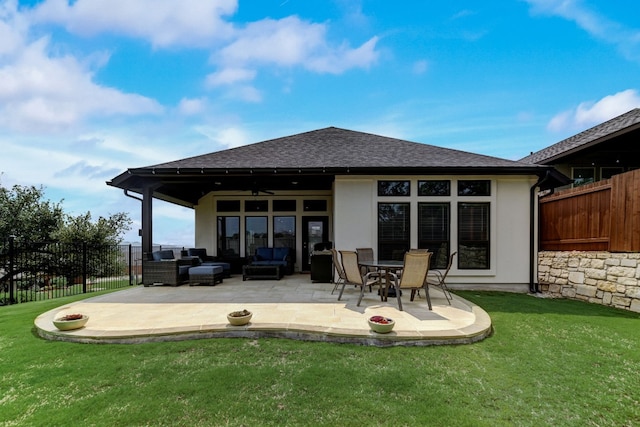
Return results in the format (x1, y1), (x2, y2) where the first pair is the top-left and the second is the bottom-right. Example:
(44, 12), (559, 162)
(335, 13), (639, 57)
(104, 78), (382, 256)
(35, 274), (492, 347)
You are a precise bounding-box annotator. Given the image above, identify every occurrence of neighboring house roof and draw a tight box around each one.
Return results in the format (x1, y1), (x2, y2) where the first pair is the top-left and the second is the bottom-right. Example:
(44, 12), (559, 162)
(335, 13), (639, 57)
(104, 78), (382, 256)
(108, 127), (565, 207)
(520, 108), (640, 165)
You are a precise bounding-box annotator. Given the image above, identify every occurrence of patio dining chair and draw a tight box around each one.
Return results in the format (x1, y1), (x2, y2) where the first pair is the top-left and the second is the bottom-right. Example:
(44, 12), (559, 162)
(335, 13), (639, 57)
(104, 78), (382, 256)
(406, 249), (430, 298)
(356, 247), (377, 291)
(338, 251), (383, 306)
(388, 251), (433, 311)
(427, 251), (456, 304)
(330, 248), (346, 294)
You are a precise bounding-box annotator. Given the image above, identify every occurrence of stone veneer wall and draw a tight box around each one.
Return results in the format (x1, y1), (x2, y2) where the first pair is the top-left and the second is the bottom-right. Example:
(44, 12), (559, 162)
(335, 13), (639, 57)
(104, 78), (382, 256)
(538, 251), (640, 313)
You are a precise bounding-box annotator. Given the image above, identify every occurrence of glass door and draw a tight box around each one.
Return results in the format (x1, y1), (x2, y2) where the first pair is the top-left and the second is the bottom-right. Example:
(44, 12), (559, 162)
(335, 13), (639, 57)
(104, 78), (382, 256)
(301, 216), (329, 271)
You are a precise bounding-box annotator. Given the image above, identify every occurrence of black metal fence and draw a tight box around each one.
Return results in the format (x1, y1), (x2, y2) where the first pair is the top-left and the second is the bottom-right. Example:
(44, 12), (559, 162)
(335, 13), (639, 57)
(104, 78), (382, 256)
(0, 239), (190, 305)
(0, 238), (148, 306)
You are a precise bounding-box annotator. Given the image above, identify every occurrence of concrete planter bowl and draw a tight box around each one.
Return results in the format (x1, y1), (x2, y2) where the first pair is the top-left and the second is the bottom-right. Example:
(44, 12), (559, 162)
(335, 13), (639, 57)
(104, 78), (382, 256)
(53, 314), (89, 331)
(227, 310), (252, 326)
(368, 316), (395, 333)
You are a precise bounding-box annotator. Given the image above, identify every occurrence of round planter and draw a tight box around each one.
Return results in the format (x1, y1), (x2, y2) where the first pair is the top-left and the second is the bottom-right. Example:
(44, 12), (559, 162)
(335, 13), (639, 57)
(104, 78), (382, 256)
(53, 314), (89, 331)
(368, 316), (395, 334)
(227, 310), (252, 326)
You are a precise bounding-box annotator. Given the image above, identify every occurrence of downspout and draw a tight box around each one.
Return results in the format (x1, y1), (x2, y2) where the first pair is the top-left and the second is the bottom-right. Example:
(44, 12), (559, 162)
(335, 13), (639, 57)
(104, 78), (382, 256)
(124, 189), (144, 242)
(124, 189), (143, 203)
(529, 171), (551, 293)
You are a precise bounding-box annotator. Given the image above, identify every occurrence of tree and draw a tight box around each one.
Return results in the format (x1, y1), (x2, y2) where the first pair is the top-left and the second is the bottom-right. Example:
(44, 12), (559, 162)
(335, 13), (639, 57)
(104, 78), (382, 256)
(0, 184), (64, 241)
(52, 212), (133, 284)
(53, 212), (132, 245)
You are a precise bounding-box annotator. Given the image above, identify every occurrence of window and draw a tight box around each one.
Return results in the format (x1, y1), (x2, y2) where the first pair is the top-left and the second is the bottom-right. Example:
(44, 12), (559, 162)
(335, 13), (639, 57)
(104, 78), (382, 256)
(418, 180), (450, 196)
(378, 203), (410, 260)
(458, 203), (489, 269)
(378, 180), (410, 196)
(458, 180), (491, 196)
(273, 200), (296, 212)
(303, 200), (327, 211)
(217, 200), (240, 212)
(245, 200), (268, 212)
(601, 167), (623, 180)
(245, 217), (268, 257)
(274, 216), (295, 249)
(572, 167), (595, 186)
(217, 216), (240, 257)
(418, 203), (450, 269)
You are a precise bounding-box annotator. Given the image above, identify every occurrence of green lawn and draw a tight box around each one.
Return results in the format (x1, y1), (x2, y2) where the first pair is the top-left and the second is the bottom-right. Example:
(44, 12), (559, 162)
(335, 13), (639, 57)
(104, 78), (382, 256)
(1, 291), (639, 426)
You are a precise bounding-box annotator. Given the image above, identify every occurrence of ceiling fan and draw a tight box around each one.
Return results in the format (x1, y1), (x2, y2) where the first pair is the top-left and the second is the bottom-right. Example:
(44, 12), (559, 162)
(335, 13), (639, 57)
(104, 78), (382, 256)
(247, 182), (274, 196)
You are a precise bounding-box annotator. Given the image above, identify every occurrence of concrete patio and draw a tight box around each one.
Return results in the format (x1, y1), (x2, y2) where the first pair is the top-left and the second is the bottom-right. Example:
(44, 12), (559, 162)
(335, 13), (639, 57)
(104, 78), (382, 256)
(34, 274), (492, 347)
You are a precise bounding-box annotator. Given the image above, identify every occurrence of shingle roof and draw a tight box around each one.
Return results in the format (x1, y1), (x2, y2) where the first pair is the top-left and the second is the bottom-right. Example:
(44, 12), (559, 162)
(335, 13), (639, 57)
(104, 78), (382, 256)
(520, 109), (640, 165)
(147, 127), (537, 170)
(108, 127), (566, 207)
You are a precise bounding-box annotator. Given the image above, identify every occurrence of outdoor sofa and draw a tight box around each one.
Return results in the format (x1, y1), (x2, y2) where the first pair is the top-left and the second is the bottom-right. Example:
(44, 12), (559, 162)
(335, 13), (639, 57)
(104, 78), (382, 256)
(250, 247), (294, 275)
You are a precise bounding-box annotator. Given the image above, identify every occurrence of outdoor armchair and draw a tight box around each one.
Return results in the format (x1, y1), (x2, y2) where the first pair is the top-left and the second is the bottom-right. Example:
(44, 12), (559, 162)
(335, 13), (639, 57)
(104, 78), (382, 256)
(186, 248), (216, 263)
(388, 251), (433, 311)
(356, 247), (377, 291)
(427, 251), (456, 304)
(142, 250), (196, 286)
(356, 247), (374, 272)
(337, 250), (382, 306)
(329, 248), (346, 294)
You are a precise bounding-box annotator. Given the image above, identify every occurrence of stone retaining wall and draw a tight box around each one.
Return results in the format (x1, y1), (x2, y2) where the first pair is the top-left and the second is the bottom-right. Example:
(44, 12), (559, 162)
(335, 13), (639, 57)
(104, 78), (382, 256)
(538, 251), (640, 313)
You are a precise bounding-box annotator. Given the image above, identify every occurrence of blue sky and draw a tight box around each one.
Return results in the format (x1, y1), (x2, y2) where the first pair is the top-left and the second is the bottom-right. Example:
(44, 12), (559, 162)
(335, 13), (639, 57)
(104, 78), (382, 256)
(1, 0), (639, 246)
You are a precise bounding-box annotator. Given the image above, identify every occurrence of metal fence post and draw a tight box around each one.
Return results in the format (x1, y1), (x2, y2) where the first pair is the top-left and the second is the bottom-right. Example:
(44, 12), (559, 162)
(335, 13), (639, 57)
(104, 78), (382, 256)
(82, 242), (88, 293)
(9, 235), (15, 305)
(128, 244), (133, 286)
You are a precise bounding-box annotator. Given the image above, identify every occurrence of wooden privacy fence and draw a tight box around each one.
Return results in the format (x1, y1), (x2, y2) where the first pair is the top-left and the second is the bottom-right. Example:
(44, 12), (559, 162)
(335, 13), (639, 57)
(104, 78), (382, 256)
(539, 169), (640, 252)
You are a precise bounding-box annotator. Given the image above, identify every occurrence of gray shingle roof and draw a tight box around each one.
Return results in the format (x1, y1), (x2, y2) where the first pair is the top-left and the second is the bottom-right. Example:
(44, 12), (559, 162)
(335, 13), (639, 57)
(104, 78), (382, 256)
(520, 109), (640, 164)
(147, 127), (538, 170)
(109, 126), (567, 207)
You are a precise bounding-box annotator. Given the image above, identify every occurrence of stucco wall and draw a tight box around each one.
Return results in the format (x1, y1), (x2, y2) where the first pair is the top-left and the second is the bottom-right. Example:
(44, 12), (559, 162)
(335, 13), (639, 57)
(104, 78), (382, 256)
(192, 174), (538, 287)
(333, 178), (375, 251)
(538, 251), (640, 313)
(334, 174), (537, 290)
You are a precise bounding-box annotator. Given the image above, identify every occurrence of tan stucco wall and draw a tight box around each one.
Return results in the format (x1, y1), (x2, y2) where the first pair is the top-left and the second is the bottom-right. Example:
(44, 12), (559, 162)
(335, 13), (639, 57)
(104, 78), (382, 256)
(333, 174), (538, 290)
(193, 174), (538, 288)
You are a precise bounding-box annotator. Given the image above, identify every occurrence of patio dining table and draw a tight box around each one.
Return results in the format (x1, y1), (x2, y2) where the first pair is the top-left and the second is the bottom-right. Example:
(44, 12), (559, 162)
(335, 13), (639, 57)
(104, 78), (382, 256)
(358, 260), (403, 301)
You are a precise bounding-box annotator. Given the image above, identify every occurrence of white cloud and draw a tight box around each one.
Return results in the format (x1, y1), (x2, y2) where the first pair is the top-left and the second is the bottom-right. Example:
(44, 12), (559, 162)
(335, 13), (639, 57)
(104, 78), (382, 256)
(177, 97), (206, 116)
(21, 1), (380, 99)
(211, 15), (379, 84)
(306, 36), (379, 74)
(217, 17), (327, 67)
(0, 0), (28, 56)
(29, 0), (237, 48)
(525, 0), (640, 61)
(195, 125), (251, 149)
(0, 35), (162, 132)
(547, 89), (640, 132)
(451, 9), (476, 20)
(233, 85), (262, 103)
(205, 67), (256, 87)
